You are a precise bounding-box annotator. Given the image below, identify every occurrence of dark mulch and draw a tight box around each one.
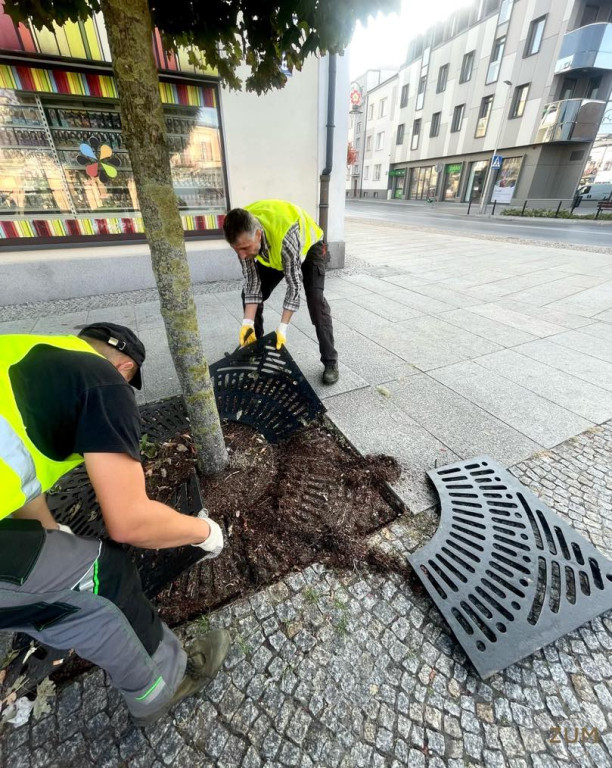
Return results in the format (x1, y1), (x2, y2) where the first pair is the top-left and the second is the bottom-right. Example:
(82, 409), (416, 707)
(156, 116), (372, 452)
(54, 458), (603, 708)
(143, 421), (411, 626)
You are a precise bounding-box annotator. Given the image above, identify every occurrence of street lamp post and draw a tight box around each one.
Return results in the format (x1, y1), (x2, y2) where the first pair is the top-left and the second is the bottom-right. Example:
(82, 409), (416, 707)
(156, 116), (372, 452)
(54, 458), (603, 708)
(479, 80), (513, 215)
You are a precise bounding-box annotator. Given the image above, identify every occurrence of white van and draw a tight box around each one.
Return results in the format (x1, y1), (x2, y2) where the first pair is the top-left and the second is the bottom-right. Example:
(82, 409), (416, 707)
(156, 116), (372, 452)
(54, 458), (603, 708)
(577, 183), (612, 201)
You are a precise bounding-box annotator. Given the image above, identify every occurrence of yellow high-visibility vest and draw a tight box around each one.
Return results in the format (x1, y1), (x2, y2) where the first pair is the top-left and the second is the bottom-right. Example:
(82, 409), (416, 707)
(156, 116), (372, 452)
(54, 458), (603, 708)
(0, 334), (104, 519)
(245, 200), (323, 271)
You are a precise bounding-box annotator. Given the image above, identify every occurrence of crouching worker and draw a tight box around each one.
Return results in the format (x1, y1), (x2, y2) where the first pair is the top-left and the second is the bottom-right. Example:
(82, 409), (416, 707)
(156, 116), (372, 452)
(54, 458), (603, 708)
(0, 323), (230, 726)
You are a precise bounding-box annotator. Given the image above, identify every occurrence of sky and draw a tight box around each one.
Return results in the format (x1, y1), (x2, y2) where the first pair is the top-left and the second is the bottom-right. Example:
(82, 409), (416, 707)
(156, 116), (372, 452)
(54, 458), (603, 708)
(349, 0), (474, 79)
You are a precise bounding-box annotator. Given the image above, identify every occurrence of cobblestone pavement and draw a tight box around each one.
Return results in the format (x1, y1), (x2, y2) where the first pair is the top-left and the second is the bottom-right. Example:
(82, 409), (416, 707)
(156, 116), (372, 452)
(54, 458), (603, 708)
(4, 422), (612, 767)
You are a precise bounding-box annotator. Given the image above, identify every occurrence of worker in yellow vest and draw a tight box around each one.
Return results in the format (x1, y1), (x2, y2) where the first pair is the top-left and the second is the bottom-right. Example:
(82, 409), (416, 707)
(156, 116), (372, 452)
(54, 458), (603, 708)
(0, 324), (230, 726)
(223, 199), (339, 384)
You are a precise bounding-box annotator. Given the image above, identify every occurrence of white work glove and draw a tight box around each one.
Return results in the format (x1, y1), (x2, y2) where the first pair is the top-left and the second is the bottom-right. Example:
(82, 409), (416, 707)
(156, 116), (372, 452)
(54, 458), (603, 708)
(192, 509), (224, 561)
(275, 322), (288, 350)
(57, 523), (74, 534)
(239, 319), (256, 347)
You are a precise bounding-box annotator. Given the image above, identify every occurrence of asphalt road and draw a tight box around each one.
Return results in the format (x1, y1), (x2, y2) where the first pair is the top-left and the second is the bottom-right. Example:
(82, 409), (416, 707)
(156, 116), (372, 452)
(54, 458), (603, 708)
(346, 199), (612, 248)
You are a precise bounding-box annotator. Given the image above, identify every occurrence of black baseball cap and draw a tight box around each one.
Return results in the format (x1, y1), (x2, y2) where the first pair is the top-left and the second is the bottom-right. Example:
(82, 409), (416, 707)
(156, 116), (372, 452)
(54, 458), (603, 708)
(77, 322), (146, 389)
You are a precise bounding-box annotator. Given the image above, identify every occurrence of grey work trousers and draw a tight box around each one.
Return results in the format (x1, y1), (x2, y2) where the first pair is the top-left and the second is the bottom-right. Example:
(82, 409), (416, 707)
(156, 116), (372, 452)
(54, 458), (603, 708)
(0, 520), (186, 721)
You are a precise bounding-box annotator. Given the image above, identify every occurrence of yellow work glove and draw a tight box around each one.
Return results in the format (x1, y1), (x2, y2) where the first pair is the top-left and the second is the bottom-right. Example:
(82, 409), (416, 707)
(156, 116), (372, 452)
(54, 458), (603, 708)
(239, 319), (255, 347)
(275, 323), (288, 351)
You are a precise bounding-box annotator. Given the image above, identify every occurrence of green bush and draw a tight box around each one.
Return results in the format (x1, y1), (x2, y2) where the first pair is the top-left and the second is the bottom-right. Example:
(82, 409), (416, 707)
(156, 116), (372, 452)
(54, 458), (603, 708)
(500, 208), (612, 221)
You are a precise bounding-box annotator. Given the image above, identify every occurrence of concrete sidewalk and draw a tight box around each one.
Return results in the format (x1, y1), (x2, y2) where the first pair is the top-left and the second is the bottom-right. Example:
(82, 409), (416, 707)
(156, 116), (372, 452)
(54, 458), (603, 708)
(4, 218), (612, 766)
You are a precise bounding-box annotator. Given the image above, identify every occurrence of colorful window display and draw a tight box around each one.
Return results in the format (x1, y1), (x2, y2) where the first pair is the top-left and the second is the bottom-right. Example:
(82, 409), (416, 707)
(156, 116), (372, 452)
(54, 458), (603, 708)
(0, 67), (227, 240)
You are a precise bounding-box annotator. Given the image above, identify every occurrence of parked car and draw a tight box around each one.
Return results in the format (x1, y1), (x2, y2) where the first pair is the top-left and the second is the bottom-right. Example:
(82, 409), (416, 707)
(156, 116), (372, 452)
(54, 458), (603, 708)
(576, 182), (612, 202)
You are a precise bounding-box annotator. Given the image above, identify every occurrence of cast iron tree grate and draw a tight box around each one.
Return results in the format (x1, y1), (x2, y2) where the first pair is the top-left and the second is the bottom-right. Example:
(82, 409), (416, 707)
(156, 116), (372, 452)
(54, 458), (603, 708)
(209, 332), (326, 443)
(409, 456), (612, 679)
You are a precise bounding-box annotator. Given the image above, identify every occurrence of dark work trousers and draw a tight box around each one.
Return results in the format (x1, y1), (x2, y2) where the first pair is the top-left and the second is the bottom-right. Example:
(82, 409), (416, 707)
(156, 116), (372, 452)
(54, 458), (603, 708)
(241, 241), (338, 365)
(0, 519), (186, 721)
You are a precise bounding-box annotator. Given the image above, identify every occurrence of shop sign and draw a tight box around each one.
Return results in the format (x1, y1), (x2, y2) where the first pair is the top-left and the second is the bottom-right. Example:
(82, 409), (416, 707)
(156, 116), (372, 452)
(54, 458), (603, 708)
(389, 169), (406, 177)
(446, 163), (462, 174)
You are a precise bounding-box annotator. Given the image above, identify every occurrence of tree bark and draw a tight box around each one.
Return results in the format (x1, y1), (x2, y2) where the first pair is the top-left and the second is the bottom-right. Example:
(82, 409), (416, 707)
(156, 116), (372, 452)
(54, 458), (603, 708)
(100, 0), (228, 474)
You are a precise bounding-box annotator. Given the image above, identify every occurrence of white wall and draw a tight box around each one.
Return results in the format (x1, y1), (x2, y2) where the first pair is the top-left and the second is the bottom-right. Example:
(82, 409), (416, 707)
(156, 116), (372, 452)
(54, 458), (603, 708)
(221, 60), (320, 216)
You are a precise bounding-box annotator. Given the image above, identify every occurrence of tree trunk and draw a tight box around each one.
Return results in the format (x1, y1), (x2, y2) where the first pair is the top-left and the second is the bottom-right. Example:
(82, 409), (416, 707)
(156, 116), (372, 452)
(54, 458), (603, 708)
(100, 0), (228, 474)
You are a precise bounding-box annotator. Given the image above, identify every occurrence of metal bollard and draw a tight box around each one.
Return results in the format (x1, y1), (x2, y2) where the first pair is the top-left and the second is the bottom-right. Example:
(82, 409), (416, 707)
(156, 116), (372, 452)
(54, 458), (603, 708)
(555, 200), (562, 218)
(521, 200), (528, 216)
(492, 201), (497, 216)
(467, 199), (472, 215)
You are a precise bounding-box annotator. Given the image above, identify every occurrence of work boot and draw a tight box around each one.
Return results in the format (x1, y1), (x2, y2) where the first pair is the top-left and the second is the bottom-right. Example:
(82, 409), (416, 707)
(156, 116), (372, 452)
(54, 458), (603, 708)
(133, 629), (231, 727)
(322, 362), (339, 385)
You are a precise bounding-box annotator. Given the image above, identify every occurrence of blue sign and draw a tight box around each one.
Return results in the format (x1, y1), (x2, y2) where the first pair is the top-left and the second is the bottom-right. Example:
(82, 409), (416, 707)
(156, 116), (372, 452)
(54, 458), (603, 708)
(491, 155), (503, 169)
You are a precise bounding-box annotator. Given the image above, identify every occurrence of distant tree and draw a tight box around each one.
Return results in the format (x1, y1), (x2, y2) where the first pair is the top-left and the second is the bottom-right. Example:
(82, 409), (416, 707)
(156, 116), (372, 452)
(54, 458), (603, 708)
(5, 0), (399, 473)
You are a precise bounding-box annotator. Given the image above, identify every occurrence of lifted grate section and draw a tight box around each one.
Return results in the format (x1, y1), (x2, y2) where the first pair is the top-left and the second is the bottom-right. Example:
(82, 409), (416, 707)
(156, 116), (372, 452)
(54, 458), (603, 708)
(209, 332), (326, 443)
(409, 456), (612, 679)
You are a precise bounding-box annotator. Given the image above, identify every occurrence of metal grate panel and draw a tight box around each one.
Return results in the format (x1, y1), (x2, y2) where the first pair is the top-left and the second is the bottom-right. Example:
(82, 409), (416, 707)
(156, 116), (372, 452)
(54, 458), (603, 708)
(209, 332), (326, 443)
(409, 456), (612, 679)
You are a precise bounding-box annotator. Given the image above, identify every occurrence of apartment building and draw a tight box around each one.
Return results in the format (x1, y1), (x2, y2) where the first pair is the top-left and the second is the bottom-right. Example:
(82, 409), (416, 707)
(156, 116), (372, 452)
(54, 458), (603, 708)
(387, 0), (612, 205)
(347, 69), (397, 196)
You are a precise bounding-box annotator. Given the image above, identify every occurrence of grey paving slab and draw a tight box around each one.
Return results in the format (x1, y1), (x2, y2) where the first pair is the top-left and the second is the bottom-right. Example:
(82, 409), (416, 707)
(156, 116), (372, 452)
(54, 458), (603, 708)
(386, 374), (542, 467)
(545, 281), (612, 318)
(437, 308), (537, 347)
(506, 276), (612, 307)
(87, 304), (137, 327)
(514, 338), (612, 392)
(32, 311), (89, 335)
(371, 287), (456, 314)
(477, 269), (577, 297)
(367, 316), (501, 371)
(440, 269), (513, 290)
(574, 321), (612, 345)
(134, 301), (164, 330)
(0, 318), (37, 334)
(467, 303), (567, 338)
(328, 298), (409, 332)
(350, 292), (427, 321)
(475, 348), (612, 423)
(338, 274), (408, 295)
(402, 282), (484, 309)
(318, 277), (372, 299)
(329, 324), (418, 385)
(496, 298), (595, 330)
(377, 273), (435, 290)
(325, 386), (455, 512)
(550, 329), (612, 364)
(430, 359), (593, 447)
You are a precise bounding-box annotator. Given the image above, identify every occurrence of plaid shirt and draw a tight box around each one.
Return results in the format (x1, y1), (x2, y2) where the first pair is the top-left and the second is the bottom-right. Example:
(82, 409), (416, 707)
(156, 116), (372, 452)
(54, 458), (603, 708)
(240, 225), (303, 312)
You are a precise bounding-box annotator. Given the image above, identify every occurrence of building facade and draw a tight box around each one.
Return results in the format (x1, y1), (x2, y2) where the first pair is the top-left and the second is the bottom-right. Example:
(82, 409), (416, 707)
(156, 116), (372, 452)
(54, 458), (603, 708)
(0, 6), (348, 261)
(346, 68), (398, 197)
(385, 0), (612, 205)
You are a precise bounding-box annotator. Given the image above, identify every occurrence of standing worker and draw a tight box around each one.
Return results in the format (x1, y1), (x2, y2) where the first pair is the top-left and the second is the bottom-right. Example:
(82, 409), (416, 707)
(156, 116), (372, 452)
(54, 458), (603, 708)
(0, 323), (230, 726)
(223, 199), (339, 384)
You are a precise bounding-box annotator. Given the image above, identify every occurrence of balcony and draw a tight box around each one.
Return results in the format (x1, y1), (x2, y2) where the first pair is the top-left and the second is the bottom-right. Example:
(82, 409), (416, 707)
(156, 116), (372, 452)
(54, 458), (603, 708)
(555, 23), (612, 73)
(536, 99), (606, 144)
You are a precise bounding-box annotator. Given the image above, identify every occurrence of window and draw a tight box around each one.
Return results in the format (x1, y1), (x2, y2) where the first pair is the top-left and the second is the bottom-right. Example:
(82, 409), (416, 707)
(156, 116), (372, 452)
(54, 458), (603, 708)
(355, 137), (361, 148)
(484, 0), (501, 14)
(364, 166), (369, 180)
(368, 103), (374, 120)
(396, 124), (405, 145)
(430, 112), (441, 137)
(580, 5), (600, 26)
(587, 76), (602, 99)
(560, 77), (577, 100)
(356, 121), (362, 134)
(486, 36), (506, 84)
(499, 0), (513, 24)
(451, 104), (465, 132)
(366, 135), (372, 151)
(475, 95), (494, 137)
(460, 51), (475, 83)
(376, 131), (385, 150)
(525, 16), (546, 57)
(400, 84), (409, 108)
(379, 98), (387, 118)
(374, 164), (381, 181)
(411, 119), (421, 150)
(510, 83), (529, 118)
(416, 76), (427, 111)
(437, 64), (449, 93)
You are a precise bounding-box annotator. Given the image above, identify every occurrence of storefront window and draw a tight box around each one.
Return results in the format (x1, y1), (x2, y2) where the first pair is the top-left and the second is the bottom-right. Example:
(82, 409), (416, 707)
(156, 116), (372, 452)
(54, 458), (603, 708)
(0, 82), (227, 238)
(444, 163), (463, 200)
(464, 160), (488, 202)
(408, 165), (438, 200)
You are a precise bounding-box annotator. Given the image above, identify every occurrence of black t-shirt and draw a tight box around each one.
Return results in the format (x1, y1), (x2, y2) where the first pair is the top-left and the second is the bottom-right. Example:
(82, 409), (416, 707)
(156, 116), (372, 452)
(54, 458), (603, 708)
(9, 344), (141, 462)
